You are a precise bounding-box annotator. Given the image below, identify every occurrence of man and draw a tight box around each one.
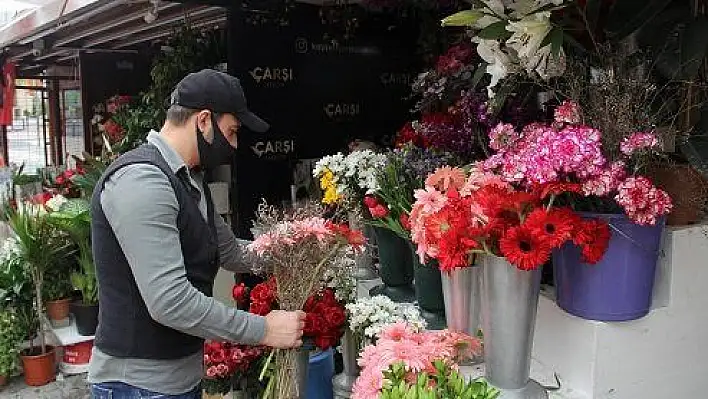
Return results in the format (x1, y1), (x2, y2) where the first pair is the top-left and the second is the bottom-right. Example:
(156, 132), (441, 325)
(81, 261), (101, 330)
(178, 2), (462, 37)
(88, 69), (305, 398)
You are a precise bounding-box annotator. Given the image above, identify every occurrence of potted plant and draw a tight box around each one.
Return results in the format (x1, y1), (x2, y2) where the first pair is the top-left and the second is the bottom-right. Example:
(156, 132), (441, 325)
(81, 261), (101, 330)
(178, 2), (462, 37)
(42, 267), (74, 326)
(46, 198), (97, 336)
(0, 237), (40, 343)
(0, 308), (25, 386)
(7, 203), (73, 386)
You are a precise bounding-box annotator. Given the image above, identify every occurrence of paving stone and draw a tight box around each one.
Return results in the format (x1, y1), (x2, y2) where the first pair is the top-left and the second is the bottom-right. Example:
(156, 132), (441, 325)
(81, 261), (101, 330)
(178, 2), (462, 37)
(0, 374), (89, 399)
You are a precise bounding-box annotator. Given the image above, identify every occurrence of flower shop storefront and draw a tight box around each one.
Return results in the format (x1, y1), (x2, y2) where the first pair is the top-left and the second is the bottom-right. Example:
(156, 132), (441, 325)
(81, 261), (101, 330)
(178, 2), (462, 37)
(3, 0), (708, 398)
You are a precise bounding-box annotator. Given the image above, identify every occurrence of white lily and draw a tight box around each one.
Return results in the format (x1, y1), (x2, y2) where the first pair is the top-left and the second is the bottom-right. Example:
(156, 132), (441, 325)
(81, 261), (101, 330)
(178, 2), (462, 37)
(476, 39), (517, 97)
(525, 43), (566, 80)
(505, 12), (552, 60)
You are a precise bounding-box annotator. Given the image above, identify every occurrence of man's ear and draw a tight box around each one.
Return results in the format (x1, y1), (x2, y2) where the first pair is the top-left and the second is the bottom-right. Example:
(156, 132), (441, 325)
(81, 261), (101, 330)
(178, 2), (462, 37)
(195, 110), (212, 136)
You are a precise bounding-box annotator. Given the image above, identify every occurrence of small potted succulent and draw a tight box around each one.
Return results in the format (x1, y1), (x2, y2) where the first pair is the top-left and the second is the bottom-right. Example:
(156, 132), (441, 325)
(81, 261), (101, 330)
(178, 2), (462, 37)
(0, 309), (25, 386)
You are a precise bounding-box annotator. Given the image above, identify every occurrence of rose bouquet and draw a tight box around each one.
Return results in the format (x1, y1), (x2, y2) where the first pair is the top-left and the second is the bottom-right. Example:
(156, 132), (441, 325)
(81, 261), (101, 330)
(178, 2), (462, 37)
(202, 341), (265, 397)
(245, 202), (364, 399)
(346, 295), (427, 346)
(352, 323), (485, 399)
(246, 278), (348, 351)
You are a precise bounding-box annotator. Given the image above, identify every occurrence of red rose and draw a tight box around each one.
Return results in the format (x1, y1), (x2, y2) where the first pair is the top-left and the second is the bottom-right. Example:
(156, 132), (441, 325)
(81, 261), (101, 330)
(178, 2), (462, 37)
(363, 196), (379, 209)
(324, 306), (346, 328)
(370, 204), (389, 218)
(55, 175), (65, 185)
(303, 294), (318, 312)
(250, 283), (275, 304)
(232, 283), (249, 306)
(304, 313), (325, 335)
(249, 301), (271, 316)
(64, 170), (74, 178)
(321, 288), (337, 305)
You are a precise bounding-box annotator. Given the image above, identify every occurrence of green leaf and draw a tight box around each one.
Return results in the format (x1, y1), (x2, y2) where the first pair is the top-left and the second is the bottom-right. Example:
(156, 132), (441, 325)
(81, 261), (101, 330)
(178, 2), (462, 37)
(477, 21), (512, 40)
(549, 27), (564, 57)
(471, 63), (488, 89)
(441, 10), (483, 27)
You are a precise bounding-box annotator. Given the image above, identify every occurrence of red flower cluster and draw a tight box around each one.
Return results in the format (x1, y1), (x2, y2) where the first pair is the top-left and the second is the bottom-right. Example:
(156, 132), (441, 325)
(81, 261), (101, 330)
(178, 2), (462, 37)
(394, 122), (429, 149)
(420, 182), (611, 271)
(232, 283), (249, 308)
(303, 288), (347, 350)
(203, 341), (264, 380)
(364, 196), (389, 218)
(364, 195), (411, 231)
(325, 220), (366, 248)
(435, 43), (475, 74)
(53, 166), (86, 198)
(246, 278), (346, 350)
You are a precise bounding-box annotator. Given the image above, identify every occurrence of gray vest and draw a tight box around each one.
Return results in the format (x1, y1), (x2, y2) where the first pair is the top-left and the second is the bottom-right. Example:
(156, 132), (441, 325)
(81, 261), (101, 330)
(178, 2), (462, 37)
(91, 144), (219, 359)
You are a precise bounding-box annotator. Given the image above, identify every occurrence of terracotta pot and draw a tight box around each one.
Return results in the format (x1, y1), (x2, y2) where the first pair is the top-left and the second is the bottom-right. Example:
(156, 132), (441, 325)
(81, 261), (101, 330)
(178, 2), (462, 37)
(0, 375), (7, 387)
(46, 298), (71, 322)
(649, 164), (708, 226)
(20, 346), (56, 387)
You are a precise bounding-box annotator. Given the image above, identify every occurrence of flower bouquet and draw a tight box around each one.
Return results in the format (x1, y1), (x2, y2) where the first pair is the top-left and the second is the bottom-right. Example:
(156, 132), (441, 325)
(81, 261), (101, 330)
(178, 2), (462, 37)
(352, 323), (488, 399)
(202, 341), (265, 398)
(245, 202), (364, 399)
(312, 150), (387, 210)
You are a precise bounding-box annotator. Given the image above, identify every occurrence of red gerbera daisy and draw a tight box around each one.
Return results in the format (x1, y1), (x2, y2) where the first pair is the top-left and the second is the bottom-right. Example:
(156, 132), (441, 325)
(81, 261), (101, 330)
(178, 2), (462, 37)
(499, 226), (552, 271)
(523, 208), (576, 249)
(532, 182), (583, 200)
(573, 219), (611, 264)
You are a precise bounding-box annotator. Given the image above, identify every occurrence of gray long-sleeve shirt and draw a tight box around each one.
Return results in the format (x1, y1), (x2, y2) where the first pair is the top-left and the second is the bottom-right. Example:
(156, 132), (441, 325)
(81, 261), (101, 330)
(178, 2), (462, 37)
(88, 131), (265, 394)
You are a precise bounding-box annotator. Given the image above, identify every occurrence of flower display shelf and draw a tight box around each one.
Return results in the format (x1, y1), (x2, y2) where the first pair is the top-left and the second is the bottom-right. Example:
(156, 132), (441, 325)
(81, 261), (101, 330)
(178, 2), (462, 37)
(533, 223), (708, 399)
(356, 279), (589, 399)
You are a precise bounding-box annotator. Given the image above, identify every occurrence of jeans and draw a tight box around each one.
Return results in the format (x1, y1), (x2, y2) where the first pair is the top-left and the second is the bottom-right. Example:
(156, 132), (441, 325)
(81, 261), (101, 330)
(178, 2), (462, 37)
(90, 382), (201, 399)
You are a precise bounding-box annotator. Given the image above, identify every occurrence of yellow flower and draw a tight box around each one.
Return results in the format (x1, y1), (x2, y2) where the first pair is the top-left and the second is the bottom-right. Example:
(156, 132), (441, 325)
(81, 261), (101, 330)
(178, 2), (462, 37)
(322, 186), (341, 205)
(319, 168), (342, 205)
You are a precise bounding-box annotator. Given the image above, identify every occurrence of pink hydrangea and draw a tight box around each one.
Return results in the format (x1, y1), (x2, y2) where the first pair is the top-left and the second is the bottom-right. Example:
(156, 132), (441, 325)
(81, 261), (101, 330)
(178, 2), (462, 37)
(554, 100), (581, 125)
(615, 176), (672, 225)
(488, 123), (519, 151)
(582, 161), (628, 197)
(620, 132), (660, 156)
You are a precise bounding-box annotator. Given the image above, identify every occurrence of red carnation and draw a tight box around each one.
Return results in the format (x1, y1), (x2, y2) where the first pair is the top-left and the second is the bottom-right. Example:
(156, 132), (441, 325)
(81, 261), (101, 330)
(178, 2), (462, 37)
(499, 226), (552, 271)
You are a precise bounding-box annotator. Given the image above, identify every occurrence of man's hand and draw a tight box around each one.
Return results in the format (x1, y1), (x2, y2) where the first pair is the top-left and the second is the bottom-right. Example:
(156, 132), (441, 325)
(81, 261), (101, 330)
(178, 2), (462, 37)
(260, 310), (306, 349)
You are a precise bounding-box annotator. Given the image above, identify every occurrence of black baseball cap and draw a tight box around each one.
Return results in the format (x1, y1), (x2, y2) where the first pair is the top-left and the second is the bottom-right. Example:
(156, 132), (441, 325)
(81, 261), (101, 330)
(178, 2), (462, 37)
(170, 69), (269, 133)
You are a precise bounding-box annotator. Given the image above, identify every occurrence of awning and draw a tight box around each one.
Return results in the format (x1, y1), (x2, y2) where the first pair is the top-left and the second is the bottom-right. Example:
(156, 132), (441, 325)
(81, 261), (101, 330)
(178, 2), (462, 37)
(0, 0), (227, 74)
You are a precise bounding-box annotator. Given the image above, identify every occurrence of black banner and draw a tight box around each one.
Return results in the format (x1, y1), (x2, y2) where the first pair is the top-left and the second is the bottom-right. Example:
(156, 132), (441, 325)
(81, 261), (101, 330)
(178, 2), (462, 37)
(79, 52), (151, 154)
(228, 3), (420, 237)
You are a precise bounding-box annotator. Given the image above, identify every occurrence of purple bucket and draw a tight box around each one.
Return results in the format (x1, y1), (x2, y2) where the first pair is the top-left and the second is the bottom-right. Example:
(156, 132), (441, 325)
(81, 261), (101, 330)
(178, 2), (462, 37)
(552, 213), (665, 322)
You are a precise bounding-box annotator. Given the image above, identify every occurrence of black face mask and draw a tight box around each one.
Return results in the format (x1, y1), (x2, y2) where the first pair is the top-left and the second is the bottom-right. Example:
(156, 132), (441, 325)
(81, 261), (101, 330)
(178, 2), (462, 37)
(196, 114), (236, 172)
